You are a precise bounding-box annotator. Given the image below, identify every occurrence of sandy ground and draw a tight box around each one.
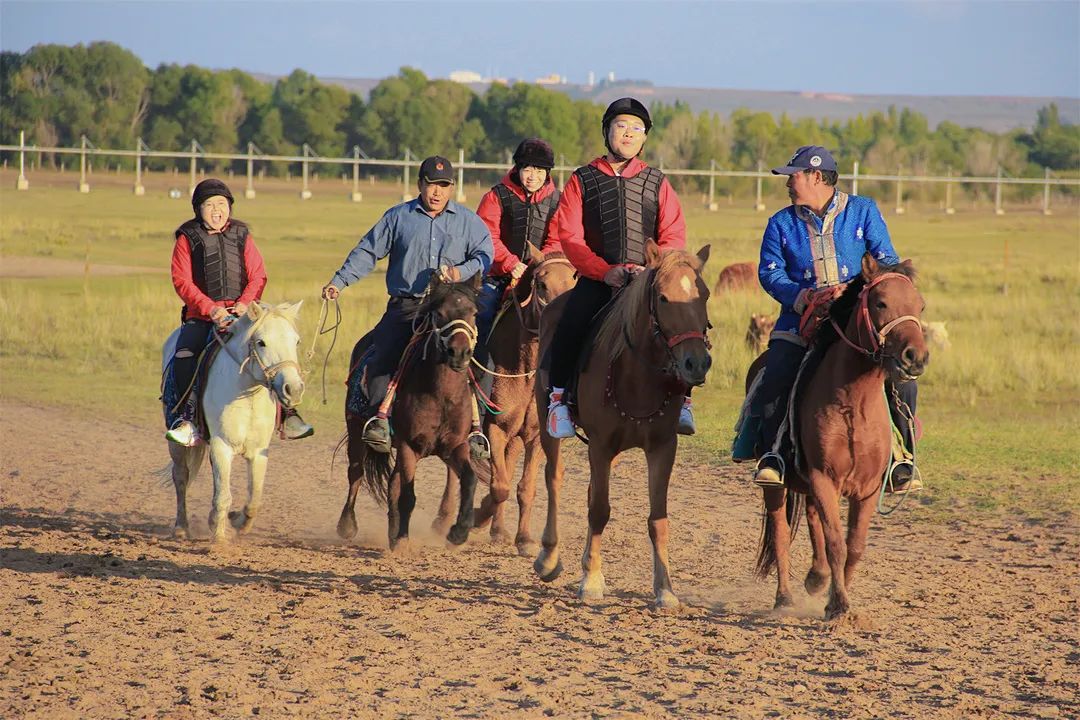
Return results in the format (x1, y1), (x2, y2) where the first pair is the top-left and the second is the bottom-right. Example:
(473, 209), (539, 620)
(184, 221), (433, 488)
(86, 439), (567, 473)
(1, 400), (1076, 719)
(0, 256), (163, 278)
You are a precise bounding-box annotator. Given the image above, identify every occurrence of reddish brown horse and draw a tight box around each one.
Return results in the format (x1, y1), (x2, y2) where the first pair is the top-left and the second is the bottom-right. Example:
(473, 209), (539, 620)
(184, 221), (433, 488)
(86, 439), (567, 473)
(533, 241), (712, 608)
(336, 273), (483, 551)
(754, 253), (928, 619)
(470, 251), (577, 553)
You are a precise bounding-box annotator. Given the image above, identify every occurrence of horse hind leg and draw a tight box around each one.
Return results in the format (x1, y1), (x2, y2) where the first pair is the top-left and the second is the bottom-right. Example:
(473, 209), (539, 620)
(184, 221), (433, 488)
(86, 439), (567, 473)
(170, 442), (204, 539)
(533, 430), (564, 582)
(489, 430), (522, 546)
(432, 466), (459, 536)
(337, 433), (366, 540)
(760, 486), (795, 609)
(446, 443), (478, 546)
(809, 476), (852, 620)
(803, 500), (831, 597)
(514, 437), (541, 557)
(230, 448), (268, 534)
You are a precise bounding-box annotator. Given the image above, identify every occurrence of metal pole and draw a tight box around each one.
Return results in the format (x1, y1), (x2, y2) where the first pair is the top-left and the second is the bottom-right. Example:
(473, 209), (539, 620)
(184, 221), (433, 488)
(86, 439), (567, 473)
(456, 148), (466, 203)
(16, 130), (29, 190)
(351, 145), (362, 202)
(707, 159), (718, 211)
(1043, 167), (1052, 216)
(944, 166), (955, 215)
(852, 160), (859, 197)
(402, 148), (411, 202)
(894, 166), (904, 215)
(189, 140), (197, 196)
(300, 144), (312, 199)
(133, 138), (145, 195)
(994, 166), (1004, 215)
(245, 142), (256, 199)
(754, 159), (765, 211)
(79, 135), (89, 193)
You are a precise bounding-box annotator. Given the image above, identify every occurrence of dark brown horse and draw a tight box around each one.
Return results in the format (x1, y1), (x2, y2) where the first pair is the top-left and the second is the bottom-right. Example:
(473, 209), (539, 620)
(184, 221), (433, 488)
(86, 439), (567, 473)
(754, 253), (928, 619)
(337, 273), (483, 551)
(533, 241), (712, 608)
(470, 251), (577, 553)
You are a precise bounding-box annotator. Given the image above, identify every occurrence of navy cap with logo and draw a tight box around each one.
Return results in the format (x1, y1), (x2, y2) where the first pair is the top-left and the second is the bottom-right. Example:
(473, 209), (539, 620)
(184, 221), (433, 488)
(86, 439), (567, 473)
(771, 146), (837, 175)
(419, 155), (455, 184)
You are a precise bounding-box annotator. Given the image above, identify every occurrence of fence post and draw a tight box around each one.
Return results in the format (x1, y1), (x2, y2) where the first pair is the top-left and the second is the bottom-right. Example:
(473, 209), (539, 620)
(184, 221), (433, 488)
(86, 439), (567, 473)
(456, 148), (466, 203)
(558, 154), (566, 189)
(300, 144), (312, 199)
(944, 166), (955, 215)
(402, 148), (412, 201)
(245, 142), (256, 199)
(188, 140), (197, 196)
(994, 166), (1004, 215)
(351, 145), (363, 202)
(133, 138), (146, 196)
(16, 130), (29, 190)
(1042, 167), (1052, 216)
(895, 166), (905, 215)
(79, 135), (90, 193)
(851, 160), (859, 197)
(707, 159), (718, 211)
(754, 159), (765, 211)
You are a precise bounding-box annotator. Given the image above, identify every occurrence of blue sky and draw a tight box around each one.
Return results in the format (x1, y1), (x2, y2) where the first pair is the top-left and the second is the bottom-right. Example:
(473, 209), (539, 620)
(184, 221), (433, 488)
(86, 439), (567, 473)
(2, 1), (1078, 98)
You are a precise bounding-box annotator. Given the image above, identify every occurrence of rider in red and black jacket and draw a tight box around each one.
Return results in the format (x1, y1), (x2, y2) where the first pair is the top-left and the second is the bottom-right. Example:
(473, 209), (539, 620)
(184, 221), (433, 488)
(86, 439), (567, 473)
(545, 98), (694, 439)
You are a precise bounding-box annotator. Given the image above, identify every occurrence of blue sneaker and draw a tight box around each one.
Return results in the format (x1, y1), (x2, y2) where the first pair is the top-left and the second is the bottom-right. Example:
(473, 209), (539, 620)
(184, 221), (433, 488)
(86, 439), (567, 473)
(546, 390), (576, 439)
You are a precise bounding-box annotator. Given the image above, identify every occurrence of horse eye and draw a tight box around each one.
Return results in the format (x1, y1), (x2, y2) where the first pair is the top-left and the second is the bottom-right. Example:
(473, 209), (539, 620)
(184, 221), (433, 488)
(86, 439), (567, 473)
(659, 294), (669, 304)
(876, 301), (887, 310)
(257, 339), (266, 347)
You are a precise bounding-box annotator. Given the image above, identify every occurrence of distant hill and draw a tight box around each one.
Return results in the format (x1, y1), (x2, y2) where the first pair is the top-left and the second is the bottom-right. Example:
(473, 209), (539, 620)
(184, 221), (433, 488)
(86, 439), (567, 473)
(253, 73), (1079, 133)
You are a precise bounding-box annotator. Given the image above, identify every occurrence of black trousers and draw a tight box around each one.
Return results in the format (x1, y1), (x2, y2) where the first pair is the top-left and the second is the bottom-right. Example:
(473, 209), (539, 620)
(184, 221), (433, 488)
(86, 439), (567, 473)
(173, 319), (214, 405)
(364, 297), (424, 410)
(548, 278), (613, 390)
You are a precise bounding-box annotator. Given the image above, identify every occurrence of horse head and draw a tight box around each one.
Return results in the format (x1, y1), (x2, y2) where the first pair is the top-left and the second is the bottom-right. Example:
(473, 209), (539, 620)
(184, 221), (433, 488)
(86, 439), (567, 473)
(421, 272), (481, 372)
(241, 301), (306, 408)
(644, 240), (714, 387)
(514, 250), (576, 331)
(854, 253), (929, 382)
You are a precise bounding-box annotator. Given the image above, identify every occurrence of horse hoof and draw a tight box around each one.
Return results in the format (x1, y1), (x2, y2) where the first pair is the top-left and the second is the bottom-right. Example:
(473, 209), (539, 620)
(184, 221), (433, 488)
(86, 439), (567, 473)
(516, 540), (540, 558)
(172, 526), (188, 540)
(578, 574), (606, 602)
(491, 530), (513, 546)
(430, 517), (453, 536)
(774, 593), (795, 610)
(533, 551), (563, 582)
(655, 589), (681, 610)
(805, 569), (830, 597)
(446, 524), (469, 546)
(825, 598), (849, 621)
(389, 537), (412, 555)
(336, 515), (358, 540)
(228, 510), (253, 532)
(470, 513), (492, 531)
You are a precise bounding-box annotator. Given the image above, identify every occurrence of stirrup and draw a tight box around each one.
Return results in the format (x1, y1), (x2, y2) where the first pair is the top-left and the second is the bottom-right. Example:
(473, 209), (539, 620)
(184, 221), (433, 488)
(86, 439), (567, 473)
(467, 429), (491, 460)
(361, 415), (392, 454)
(886, 460), (923, 494)
(753, 452), (786, 488)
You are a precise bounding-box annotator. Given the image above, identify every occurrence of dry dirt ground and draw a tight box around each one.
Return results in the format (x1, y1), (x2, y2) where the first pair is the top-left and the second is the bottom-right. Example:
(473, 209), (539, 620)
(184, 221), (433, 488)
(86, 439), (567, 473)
(1, 401), (1076, 719)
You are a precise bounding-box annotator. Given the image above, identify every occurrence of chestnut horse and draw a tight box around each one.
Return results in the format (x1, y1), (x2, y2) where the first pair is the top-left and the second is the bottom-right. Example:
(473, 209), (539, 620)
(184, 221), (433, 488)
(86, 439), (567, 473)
(533, 241), (712, 608)
(336, 274), (483, 551)
(754, 254), (928, 619)
(470, 251), (577, 553)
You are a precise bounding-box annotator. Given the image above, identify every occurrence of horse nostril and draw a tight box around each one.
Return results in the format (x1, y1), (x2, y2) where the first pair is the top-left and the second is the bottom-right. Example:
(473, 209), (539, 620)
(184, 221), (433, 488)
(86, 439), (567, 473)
(902, 347), (917, 367)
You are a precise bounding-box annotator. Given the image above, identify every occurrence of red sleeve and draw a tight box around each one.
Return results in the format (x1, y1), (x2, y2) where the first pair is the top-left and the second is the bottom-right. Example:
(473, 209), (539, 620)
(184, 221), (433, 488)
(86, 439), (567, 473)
(557, 174), (613, 282)
(238, 234), (267, 304)
(170, 235), (217, 318)
(477, 189), (517, 276)
(656, 178), (687, 250)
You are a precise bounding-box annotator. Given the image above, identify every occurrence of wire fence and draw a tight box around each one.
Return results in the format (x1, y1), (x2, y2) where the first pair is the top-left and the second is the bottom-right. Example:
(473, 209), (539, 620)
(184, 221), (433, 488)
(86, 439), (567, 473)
(4, 132), (1078, 215)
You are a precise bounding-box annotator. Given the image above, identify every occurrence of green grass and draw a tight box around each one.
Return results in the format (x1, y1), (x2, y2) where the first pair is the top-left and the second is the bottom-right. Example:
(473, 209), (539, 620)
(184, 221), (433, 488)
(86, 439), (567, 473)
(2, 173), (1077, 521)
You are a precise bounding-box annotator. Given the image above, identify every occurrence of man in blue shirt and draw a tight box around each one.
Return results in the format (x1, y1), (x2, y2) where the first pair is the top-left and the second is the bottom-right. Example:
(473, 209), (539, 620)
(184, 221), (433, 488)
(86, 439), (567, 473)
(736, 146), (921, 493)
(322, 155), (494, 451)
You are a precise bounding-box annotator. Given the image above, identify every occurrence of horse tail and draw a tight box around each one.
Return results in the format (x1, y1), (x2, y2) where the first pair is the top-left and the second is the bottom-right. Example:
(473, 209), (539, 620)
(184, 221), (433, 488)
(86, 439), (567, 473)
(754, 490), (805, 579)
(152, 462), (174, 488)
(360, 448), (393, 505)
(473, 456), (493, 486)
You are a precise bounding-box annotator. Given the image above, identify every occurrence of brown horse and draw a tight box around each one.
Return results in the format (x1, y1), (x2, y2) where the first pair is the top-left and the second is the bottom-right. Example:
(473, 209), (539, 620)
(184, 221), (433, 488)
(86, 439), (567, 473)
(533, 241), (712, 608)
(754, 253), (928, 619)
(336, 273), (483, 551)
(470, 251), (577, 553)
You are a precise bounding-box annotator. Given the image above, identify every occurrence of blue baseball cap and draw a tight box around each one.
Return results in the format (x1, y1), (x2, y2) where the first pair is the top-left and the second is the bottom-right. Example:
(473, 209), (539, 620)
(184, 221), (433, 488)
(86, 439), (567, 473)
(772, 145), (837, 175)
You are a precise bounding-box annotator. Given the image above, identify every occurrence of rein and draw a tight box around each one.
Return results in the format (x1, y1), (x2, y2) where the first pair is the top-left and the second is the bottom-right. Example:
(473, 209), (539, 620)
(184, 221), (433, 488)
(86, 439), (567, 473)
(829, 272), (921, 363)
(214, 312), (302, 402)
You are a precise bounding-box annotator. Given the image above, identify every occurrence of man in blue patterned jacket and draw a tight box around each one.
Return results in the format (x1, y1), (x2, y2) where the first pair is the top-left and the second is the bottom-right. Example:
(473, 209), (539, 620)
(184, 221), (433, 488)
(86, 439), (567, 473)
(736, 145), (921, 493)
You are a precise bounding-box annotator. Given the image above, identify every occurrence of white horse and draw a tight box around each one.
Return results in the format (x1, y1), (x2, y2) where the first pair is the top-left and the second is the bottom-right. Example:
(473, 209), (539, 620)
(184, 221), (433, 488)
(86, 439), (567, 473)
(161, 301), (305, 542)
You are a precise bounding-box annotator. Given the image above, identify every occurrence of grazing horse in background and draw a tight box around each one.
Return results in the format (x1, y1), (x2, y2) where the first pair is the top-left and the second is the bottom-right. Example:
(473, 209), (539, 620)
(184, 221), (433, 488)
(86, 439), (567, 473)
(469, 250), (576, 554)
(534, 241), (712, 608)
(162, 301), (306, 543)
(745, 313), (775, 354)
(713, 261), (757, 294)
(337, 274), (482, 551)
(754, 254), (928, 619)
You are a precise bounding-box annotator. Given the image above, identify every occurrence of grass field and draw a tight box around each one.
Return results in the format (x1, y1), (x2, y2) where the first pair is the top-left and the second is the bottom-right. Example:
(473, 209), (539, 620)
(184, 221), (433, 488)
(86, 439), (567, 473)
(1, 170), (1077, 520)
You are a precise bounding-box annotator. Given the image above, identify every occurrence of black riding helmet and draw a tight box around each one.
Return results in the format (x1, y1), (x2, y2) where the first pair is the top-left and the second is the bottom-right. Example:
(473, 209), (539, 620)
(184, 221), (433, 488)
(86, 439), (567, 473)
(512, 138), (555, 170)
(601, 97), (652, 157)
(191, 178), (235, 217)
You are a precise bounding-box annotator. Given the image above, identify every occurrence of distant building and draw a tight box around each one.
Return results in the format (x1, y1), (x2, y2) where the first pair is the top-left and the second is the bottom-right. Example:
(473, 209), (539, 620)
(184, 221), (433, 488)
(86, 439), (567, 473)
(449, 70), (483, 84)
(535, 73), (563, 85)
(607, 71), (616, 83)
(587, 71), (595, 87)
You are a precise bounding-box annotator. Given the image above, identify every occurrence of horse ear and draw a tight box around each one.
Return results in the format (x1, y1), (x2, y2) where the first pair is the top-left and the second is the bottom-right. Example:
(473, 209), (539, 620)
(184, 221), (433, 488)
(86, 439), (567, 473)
(280, 300), (303, 321)
(469, 272), (483, 291)
(860, 252), (880, 281)
(696, 244), (711, 267)
(428, 271), (443, 292)
(644, 239), (662, 267)
(246, 302), (264, 321)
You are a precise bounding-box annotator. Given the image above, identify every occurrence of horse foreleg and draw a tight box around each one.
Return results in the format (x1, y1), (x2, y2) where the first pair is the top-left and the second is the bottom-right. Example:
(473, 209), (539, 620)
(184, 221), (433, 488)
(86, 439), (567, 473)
(432, 466), (458, 535)
(533, 431), (564, 582)
(473, 425), (511, 539)
(207, 437), (235, 544)
(169, 443), (204, 539)
(646, 439), (679, 609)
(490, 432), (522, 545)
(804, 501), (830, 597)
(230, 448), (268, 534)
(579, 445), (613, 602)
(387, 445), (418, 552)
(514, 437), (541, 557)
(337, 433), (365, 540)
(447, 443), (477, 546)
(809, 475), (850, 619)
(843, 497), (875, 590)
(763, 486), (795, 609)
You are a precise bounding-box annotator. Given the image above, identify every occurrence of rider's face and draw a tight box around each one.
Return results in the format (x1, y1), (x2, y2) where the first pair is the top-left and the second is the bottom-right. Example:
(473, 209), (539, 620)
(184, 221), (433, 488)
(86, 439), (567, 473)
(199, 196), (231, 231)
(607, 114), (647, 159)
(418, 179), (453, 214)
(786, 169), (822, 206)
(518, 166), (547, 194)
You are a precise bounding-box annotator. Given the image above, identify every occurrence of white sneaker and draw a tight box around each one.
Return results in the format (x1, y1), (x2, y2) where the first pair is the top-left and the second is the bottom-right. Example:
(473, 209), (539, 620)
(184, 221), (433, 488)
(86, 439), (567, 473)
(677, 398), (696, 435)
(546, 390), (576, 439)
(165, 419), (201, 447)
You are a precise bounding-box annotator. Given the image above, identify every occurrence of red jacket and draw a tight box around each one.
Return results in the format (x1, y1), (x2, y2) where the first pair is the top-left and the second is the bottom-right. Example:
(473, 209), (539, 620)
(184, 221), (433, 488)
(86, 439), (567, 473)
(170, 223), (267, 321)
(554, 156), (686, 281)
(476, 172), (563, 277)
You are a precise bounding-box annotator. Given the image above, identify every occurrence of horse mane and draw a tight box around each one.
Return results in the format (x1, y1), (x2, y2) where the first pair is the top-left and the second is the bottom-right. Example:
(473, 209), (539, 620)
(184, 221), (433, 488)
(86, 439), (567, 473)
(815, 260), (918, 350)
(593, 248), (702, 365)
(409, 279), (479, 322)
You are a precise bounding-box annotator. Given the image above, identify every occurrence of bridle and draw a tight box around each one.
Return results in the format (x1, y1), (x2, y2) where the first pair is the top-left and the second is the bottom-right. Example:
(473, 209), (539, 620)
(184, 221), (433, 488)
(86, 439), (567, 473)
(508, 256), (576, 335)
(829, 272), (921, 363)
(643, 267), (712, 379)
(216, 312), (302, 404)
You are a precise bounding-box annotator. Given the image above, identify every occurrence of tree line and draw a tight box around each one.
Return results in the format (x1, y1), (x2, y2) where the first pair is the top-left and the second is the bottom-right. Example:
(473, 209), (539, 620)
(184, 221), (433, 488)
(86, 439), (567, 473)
(2, 42), (1076, 194)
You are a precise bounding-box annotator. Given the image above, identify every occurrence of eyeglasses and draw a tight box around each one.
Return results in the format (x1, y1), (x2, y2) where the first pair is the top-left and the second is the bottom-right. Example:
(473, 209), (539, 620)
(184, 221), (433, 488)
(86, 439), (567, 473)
(611, 121), (646, 135)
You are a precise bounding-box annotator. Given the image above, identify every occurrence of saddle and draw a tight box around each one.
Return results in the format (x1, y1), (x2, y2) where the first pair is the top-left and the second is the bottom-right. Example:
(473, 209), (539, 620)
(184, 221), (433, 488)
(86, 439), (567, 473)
(161, 327), (224, 433)
(539, 295), (619, 408)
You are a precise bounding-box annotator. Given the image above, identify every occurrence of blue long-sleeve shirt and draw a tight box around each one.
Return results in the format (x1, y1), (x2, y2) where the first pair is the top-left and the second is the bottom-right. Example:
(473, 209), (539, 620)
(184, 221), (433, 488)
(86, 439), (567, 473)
(760, 191), (899, 337)
(330, 198), (494, 297)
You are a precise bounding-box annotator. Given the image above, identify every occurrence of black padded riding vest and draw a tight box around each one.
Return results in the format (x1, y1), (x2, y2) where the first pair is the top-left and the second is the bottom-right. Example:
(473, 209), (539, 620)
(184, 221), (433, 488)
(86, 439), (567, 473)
(492, 184), (560, 260)
(175, 218), (249, 301)
(575, 164), (663, 266)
